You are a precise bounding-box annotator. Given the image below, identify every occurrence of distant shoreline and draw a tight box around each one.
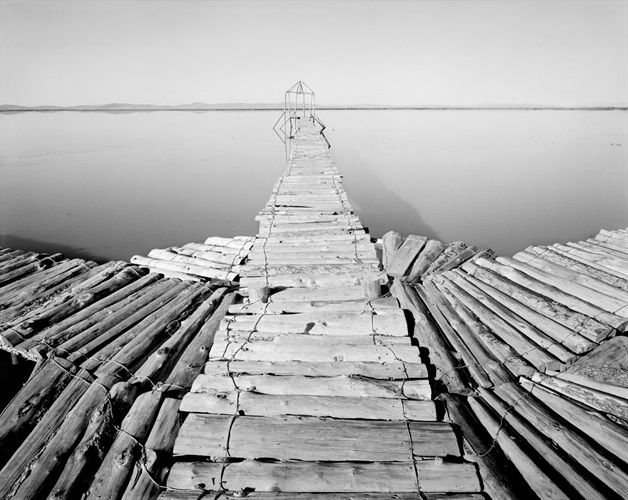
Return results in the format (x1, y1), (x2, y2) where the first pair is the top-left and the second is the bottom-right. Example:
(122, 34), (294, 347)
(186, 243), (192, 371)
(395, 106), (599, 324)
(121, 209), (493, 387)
(1, 104), (626, 113)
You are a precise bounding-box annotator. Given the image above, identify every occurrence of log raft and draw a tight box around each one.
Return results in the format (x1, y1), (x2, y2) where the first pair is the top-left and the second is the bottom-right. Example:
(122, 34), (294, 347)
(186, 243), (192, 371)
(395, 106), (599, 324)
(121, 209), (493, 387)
(0, 108), (627, 499)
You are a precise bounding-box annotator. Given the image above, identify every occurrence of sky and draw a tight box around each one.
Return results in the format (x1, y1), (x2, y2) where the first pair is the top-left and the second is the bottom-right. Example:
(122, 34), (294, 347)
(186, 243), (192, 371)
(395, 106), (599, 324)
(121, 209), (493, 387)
(1, 0), (626, 106)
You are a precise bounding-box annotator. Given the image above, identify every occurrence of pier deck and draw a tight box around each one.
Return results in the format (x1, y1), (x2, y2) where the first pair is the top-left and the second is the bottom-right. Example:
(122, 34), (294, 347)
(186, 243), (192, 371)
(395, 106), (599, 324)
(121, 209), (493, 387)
(163, 119), (482, 497)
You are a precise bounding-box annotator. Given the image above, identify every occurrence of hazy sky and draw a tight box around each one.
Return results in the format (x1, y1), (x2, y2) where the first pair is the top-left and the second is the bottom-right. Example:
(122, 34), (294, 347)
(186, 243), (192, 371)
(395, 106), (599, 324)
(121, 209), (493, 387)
(1, 0), (626, 106)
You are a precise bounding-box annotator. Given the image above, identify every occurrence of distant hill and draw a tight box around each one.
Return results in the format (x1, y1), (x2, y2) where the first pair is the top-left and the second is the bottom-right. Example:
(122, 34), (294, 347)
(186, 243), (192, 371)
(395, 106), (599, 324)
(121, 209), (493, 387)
(1, 102), (626, 112)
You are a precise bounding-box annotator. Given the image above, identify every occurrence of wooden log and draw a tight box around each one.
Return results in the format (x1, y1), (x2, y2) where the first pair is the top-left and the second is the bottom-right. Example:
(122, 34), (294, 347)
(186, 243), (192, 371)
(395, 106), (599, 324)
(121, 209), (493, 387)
(166, 460), (481, 493)
(66, 280), (191, 365)
(268, 286), (366, 302)
(86, 295), (233, 500)
(434, 246), (479, 274)
(220, 310), (408, 336)
(406, 239), (446, 282)
(462, 261), (613, 342)
(478, 387), (610, 500)
(120, 397), (182, 500)
(513, 250), (627, 302)
(204, 360), (428, 379)
(428, 279), (519, 384)
(448, 270), (597, 355)
(434, 276), (566, 370)
(0, 368), (95, 498)
(519, 377), (628, 465)
(587, 238), (628, 255)
(240, 262), (381, 277)
(130, 288), (227, 386)
(439, 393), (537, 500)
(493, 382), (628, 497)
(424, 241), (467, 276)
(596, 228), (628, 244)
(258, 234), (370, 244)
(229, 297), (398, 315)
(249, 283), (270, 303)
(203, 236), (254, 247)
(391, 280), (472, 395)
(158, 293), (237, 396)
(0, 263), (98, 324)
(580, 240), (628, 259)
(386, 234), (427, 277)
(159, 493), (486, 500)
(381, 230), (403, 269)
(0, 256), (60, 286)
(180, 392), (437, 420)
(0, 372), (123, 500)
(147, 248), (239, 271)
(530, 371), (628, 421)
(174, 415), (460, 461)
(433, 279), (533, 379)
(567, 240), (628, 260)
(551, 243), (628, 278)
(469, 257), (628, 332)
(47, 380), (139, 500)
(210, 334), (421, 364)
(0, 356), (78, 466)
(419, 281), (494, 389)
(524, 245), (628, 291)
(0, 259), (94, 307)
(498, 256), (628, 317)
(563, 336), (628, 387)
(240, 272), (387, 289)
(0, 252), (38, 273)
(79, 390), (165, 500)
(131, 255), (238, 281)
(1, 263), (141, 349)
(466, 395), (572, 500)
(191, 374), (431, 399)
(92, 283), (212, 378)
(36, 275), (171, 358)
(22, 272), (162, 358)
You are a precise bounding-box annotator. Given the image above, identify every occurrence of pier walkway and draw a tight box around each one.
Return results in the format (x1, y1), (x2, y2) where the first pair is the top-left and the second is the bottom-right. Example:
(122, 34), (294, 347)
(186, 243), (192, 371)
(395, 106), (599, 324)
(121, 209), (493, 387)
(163, 119), (483, 497)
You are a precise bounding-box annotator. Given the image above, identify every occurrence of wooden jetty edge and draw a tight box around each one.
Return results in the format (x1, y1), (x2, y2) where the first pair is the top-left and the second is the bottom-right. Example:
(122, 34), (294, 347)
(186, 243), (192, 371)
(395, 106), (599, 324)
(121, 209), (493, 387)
(0, 89), (627, 498)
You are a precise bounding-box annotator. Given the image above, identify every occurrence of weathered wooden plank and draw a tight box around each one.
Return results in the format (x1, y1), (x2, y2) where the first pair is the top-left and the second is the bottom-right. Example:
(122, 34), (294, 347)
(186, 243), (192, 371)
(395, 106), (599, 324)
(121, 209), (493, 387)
(220, 310), (408, 336)
(210, 334), (421, 363)
(191, 374), (431, 399)
(180, 392), (437, 420)
(381, 231), (403, 269)
(229, 297), (398, 315)
(530, 371), (628, 420)
(493, 382), (628, 497)
(524, 245), (628, 291)
(406, 240), (446, 282)
(204, 360), (428, 379)
(386, 234), (428, 278)
(267, 286), (366, 302)
(240, 272), (386, 288)
(462, 261), (614, 342)
(478, 387), (611, 500)
(166, 460), (482, 493)
(499, 256), (628, 317)
(174, 415), (460, 460)
(469, 257), (627, 332)
(519, 377), (628, 465)
(159, 493), (486, 500)
(448, 270), (597, 354)
(391, 280), (472, 395)
(466, 395), (572, 500)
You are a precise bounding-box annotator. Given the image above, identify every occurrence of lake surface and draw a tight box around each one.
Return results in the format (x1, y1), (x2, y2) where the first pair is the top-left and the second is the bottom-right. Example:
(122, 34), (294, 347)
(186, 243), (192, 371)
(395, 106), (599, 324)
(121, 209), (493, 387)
(1, 110), (626, 262)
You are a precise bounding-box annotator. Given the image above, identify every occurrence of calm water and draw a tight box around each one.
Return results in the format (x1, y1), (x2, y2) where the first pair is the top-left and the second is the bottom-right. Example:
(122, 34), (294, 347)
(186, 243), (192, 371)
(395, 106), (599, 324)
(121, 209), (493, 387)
(1, 110), (626, 262)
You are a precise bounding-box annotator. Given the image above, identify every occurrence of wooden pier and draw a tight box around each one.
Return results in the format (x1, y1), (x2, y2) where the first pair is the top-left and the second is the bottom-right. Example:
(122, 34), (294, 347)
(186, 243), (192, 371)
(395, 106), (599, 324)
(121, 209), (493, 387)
(0, 97), (627, 499)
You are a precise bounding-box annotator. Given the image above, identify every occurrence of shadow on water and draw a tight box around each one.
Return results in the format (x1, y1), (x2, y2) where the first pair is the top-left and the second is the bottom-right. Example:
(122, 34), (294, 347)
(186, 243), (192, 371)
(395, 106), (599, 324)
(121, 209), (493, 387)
(335, 145), (441, 241)
(0, 234), (110, 264)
